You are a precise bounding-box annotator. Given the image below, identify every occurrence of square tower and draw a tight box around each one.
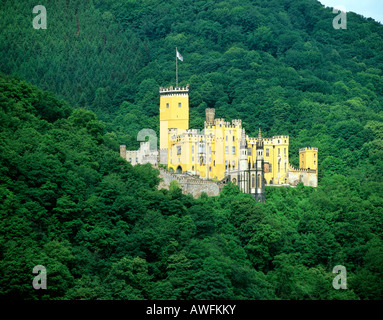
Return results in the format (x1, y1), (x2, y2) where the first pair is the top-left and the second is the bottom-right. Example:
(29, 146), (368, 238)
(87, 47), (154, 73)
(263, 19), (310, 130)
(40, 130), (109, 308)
(299, 147), (318, 171)
(159, 85), (189, 153)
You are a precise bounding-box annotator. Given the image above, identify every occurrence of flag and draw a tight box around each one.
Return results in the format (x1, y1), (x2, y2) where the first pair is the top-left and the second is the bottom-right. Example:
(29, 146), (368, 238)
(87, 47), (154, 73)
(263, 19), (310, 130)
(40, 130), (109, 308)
(176, 49), (183, 61)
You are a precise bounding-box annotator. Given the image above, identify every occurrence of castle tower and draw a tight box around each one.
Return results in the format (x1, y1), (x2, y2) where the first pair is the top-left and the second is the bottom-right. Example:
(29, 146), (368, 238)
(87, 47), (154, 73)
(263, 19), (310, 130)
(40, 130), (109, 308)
(205, 108), (215, 126)
(254, 126), (265, 203)
(159, 85), (189, 164)
(120, 145), (126, 160)
(238, 128), (248, 193)
(299, 147), (318, 171)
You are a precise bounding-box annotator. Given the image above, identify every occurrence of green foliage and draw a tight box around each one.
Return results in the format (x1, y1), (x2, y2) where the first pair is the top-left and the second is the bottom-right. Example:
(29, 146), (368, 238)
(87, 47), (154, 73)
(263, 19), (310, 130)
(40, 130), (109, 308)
(1, 0), (383, 300)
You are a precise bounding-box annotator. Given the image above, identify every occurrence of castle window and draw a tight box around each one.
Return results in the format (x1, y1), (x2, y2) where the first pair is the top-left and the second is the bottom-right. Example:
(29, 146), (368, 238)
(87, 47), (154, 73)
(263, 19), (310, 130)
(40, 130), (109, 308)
(166, 103), (169, 108)
(278, 162), (280, 173)
(248, 148), (252, 156)
(314, 161), (316, 165)
(284, 163), (286, 172)
(232, 146), (236, 154)
(226, 135), (228, 142)
(225, 146), (229, 154)
(178, 102), (181, 108)
(266, 148), (269, 157)
(252, 174), (255, 188)
(177, 146), (181, 155)
(278, 148), (280, 156)
(213, 160), (215, 166)
(284, 148), (286, 156)
(314, 153), (316, 158)
(233, 136), (235, 142)
(192, 156), (194, 162)
(128, 158), (132, 162)
(192, 145), (194, 154)
(192, 166), (194, 171)
(258, 174), (261, 188)
(269, 163), (272, 173)
(232, 161), (235, 169)
(209, 166), (212, 172)
(136, 158), (138, 162)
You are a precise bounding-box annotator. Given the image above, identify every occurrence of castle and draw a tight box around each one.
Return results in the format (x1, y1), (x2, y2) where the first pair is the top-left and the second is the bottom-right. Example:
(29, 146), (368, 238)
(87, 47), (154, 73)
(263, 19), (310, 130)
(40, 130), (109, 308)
(121, 85), (318, 202)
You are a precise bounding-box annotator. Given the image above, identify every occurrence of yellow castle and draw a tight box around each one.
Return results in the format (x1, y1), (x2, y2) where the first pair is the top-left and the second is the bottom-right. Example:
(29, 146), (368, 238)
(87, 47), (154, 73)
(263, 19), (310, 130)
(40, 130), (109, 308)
(122, 84), (318, 202)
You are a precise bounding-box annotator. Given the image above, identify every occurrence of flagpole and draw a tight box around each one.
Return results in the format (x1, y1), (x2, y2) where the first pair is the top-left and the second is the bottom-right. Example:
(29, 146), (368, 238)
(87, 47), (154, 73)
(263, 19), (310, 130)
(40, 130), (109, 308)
(176, 47), (178, 88)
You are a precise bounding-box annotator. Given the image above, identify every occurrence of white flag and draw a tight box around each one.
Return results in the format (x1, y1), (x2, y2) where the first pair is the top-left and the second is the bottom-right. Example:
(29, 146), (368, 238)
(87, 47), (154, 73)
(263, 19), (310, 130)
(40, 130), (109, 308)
(176, 49), (183, 61)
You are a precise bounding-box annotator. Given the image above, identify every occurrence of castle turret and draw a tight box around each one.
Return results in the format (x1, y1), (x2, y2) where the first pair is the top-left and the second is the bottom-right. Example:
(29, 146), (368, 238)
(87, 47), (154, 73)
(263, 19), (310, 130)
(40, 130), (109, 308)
(299, 147), (318, 172)
(254, 126), (265, 203)
(239, 128), (247, 172)
(237, 128), (248, 193)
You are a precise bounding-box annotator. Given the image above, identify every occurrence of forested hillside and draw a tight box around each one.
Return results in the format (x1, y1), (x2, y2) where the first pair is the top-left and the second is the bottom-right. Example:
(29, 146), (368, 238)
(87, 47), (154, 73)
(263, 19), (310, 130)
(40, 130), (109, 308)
(1, 0), (383, 300)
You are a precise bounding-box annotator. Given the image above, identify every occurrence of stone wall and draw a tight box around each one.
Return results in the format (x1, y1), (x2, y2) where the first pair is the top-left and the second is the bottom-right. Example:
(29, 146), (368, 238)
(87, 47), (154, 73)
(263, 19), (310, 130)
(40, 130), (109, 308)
(287, 164), (317, 187)
(158, 168), (221, 198)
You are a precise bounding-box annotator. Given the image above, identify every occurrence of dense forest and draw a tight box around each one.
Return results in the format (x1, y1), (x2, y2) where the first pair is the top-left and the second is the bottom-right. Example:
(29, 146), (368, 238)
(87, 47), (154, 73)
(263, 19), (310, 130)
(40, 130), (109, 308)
(1, 0), (383, 300)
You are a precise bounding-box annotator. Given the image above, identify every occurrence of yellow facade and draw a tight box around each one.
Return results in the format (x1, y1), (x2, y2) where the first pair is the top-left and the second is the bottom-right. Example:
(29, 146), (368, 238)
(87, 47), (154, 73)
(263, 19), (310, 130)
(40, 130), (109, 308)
(247, 135), (290, 185)
(167, 118), (244, 181)
(299, 147), (318, 171)
(159, 86), (189, 150)
(160, 85), (318, 187)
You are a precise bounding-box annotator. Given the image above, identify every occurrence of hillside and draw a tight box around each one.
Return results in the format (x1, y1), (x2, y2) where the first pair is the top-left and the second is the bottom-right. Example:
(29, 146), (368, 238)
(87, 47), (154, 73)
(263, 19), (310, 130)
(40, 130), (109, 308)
(0, 0), (383, 300)
(2, 0), (383, 177)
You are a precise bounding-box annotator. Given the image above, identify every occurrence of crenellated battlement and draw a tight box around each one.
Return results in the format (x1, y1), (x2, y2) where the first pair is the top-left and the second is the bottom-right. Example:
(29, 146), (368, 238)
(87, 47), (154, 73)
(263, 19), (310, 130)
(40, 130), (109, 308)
(247, 135), (289, 144)
(204, 118), (243, 129)
(289, 164), (316, 173)
(299, 147), (318, 153)
(231, 119), (242, 127)
(159, 85), (189, 94)
(214, 118), (226, 124)
(186, 129), (200, 135)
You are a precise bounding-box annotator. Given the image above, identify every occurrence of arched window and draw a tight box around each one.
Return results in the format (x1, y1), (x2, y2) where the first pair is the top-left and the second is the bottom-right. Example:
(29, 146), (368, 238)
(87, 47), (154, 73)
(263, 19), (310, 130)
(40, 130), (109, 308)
(252, 174), (255, 188)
